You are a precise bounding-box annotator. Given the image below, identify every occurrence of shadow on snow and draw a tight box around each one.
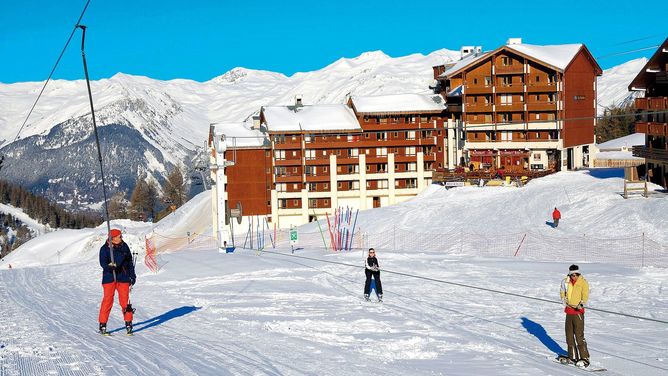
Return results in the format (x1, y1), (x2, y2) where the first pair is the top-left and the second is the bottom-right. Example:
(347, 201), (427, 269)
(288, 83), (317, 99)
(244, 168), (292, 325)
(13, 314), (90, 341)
(110, 306), (201, 334)
(521, 317), (566, 357)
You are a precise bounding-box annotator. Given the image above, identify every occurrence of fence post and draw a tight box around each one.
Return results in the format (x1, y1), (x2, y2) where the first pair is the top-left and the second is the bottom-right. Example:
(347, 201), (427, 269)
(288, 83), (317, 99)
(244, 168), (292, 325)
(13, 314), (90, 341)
(642, 232), (645, 268)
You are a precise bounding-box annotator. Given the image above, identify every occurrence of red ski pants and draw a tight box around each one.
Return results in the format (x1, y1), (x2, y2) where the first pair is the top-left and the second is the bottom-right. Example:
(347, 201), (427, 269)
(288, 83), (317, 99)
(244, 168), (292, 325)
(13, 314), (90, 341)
(98, 281), (133, 324)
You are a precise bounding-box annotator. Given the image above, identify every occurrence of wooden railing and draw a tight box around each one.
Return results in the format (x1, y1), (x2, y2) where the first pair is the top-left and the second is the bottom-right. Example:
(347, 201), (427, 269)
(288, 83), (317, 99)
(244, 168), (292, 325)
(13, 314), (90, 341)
(635, 97), (668, 110)
(635, 122), (668, 136)
(632, 145), (668, 162)
(433, 168), (554, 183)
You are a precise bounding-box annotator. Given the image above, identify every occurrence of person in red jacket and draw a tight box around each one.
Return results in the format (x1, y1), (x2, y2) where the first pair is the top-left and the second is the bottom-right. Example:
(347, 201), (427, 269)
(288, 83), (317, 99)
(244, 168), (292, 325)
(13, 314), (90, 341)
(552, 207), (561, 228)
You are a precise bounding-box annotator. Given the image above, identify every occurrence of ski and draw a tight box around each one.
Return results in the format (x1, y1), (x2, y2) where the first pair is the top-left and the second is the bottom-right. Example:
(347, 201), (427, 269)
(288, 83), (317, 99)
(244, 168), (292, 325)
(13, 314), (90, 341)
(552, 356), (606, 372)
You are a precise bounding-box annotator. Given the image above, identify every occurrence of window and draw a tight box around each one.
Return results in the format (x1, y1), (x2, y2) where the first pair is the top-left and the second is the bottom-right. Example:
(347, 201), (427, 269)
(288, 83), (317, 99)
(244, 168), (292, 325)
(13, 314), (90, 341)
(473, 78), (478, 85)
(309, 199), (317, 208)
(407, 162), (417, 172)
(349, 148), (359, 157)
(278, 199), (287, 209)
(324, 199), (329, 206)
(307, 183), (317, 191)
(501, 131), (513, 141)
(501, 56), (511, 66)
(304, 134), (313, 142)
(351, 181), (360, 190)
(484, 76), (492, 86)
(363, 116), (369, 123)
(393, 131), (399, 138)
(293, 199), (299, 206)
(406, 146), (416, 156)
(406, 130), (416, 140)
(548, 93), (556, 103)
(500, 94), (512, 105)
(376, 132), (387, 141)
(338, 182), (343, 189)
(376, 147), (387, 156)
(293, 183), (299, 190)
(535, 76), (540, 82)
(265, 151), (270, 157)
(292, 151), (297, 157)
(276, 183), (287, 192)
(391, 116), (400, 123)
(274, 150), (286, 160)
(347, 165), (359, 174)
(501, 76), (512, 86)
(379, 117), (388, 124)
(305, 166), (316, 176)
(305, 149), (316, 160)
(378, 180), (389, 189)
(323, 166), (328, 173)
(292, 167), (298, 173)
(274, 166), (286, 176)
(365, 133), (370, 139)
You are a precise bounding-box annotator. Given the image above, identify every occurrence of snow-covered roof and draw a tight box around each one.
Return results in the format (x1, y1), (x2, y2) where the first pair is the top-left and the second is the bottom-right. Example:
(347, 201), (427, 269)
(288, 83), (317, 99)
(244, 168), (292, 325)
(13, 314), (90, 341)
(505, 44), (583, 71)
(596, 133), (645, 150)
(441, 52), (490, 78)
(447, 85), (463, 97)
(212, 123), (269, 148)
(351, 93), (446, 114)
(262, 104), (361, 133)
(594, 151), (644, 161)
(439, 43), (593, 78)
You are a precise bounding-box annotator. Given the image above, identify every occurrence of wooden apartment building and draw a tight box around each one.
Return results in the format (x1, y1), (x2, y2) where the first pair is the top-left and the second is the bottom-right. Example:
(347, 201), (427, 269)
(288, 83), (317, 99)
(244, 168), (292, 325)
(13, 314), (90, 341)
(210, 94), (452, 228)
(630, 37), (668, 189)
(434, 38), (602, 172)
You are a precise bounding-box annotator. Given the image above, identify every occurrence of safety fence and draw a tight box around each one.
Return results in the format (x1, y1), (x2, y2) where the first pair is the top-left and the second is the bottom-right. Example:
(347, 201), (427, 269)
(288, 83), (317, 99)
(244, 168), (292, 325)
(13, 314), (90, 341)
(144, 227), (668, 272)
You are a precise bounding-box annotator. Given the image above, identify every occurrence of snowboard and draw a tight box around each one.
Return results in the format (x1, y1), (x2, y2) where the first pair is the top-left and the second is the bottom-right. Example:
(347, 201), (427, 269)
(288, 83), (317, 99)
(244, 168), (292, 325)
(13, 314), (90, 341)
(553, 356), (606, 372)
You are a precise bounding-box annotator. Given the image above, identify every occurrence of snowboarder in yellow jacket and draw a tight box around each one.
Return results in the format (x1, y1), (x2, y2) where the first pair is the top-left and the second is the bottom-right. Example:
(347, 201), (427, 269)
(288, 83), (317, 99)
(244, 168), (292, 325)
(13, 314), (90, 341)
(559, 264), (590, 368)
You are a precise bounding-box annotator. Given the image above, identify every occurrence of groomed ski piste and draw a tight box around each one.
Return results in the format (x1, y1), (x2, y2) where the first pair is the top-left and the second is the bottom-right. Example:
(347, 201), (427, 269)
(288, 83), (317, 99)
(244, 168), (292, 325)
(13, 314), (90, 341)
(1, 170), (667, 376)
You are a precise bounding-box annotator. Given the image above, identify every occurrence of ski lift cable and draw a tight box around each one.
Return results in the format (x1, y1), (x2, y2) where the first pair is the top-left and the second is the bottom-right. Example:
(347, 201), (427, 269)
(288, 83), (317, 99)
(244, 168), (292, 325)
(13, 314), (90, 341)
(257, 249), (668, 325)
(10, 0), (92, 144)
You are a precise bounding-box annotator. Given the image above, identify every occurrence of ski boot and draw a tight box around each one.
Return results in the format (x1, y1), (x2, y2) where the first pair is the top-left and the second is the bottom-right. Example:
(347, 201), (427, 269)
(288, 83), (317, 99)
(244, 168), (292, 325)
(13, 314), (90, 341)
(377, 294), (383, 302)
(99, 323), (109, 336)
(125, 321), (133, 335)
(557, 355), (574, 365)
(575, 358), (590, 368)
(364, 294), (371, 302)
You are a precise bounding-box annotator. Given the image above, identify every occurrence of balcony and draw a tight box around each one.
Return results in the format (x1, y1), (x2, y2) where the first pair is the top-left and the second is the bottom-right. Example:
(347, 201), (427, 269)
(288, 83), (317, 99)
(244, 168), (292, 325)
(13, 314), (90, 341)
(275, 173), (303, 183)
(466, 85), (493, 95)
(632, 145), (668, 162)
(527, 83), (557, 93)
(495, 65), (524, 74)
(496, 83), (524, 94)
(496, 103), (525, 112)
(635, 97), (668, 110)
(635, 122), (668, 136)
(465, 103), (493, 113)
(274, 158), (302, 166)
(527, 102), (557, 111)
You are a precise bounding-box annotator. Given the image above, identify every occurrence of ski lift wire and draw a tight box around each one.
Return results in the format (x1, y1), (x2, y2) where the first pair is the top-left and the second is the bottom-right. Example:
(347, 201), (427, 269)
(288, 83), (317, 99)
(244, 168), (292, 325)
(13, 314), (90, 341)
(11, 0), (92, 144)
(257, 249), (668, 325)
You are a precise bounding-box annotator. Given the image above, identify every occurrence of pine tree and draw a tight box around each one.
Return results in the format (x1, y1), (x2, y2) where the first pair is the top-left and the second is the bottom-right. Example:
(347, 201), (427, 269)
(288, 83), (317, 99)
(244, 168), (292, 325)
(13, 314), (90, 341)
(163, 166), (187, 208)
(595, 104), (636, 144)
(129, 175), (159, 221)
(109, 191), (129, 219)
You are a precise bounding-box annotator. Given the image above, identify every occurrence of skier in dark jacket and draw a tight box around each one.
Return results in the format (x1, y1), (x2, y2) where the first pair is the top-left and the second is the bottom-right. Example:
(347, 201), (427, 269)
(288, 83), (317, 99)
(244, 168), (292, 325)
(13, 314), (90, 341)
(364, 248), (383, 302)
(98, 229), (136, 335)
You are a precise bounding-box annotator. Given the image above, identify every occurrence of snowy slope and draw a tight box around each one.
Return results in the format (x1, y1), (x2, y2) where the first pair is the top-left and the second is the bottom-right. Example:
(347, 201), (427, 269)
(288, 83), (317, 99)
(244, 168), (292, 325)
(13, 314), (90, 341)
(596, 58), (647, 115)
(1, 171), (667, 375)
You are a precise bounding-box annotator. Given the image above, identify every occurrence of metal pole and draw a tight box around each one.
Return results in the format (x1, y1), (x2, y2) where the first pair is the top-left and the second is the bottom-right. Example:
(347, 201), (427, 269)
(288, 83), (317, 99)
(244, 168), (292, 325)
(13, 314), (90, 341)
(77, 25), (115, 281)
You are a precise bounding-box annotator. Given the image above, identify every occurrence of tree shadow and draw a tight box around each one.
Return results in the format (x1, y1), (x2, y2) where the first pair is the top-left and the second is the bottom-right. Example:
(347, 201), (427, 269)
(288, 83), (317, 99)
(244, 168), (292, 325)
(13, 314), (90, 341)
(110, 305), (201, 334)
(521, 317), (566, 356)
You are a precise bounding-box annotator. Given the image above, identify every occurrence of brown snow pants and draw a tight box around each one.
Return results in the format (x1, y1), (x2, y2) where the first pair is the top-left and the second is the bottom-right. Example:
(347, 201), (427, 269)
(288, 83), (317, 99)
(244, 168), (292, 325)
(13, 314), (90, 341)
(565, 313), (589, 360)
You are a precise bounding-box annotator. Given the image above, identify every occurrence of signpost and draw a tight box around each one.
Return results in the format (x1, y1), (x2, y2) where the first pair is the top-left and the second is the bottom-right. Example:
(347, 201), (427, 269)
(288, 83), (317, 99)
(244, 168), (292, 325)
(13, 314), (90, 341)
(290, 228), (298, 254)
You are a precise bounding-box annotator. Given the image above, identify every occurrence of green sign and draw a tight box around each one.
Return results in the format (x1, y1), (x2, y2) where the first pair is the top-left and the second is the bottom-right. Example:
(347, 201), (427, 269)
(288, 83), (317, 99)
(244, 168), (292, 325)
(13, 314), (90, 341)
(290, 229), (298, 245)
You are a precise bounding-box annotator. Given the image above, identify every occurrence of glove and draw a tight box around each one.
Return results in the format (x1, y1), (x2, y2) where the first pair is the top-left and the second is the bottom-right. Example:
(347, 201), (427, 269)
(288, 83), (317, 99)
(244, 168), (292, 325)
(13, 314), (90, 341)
(107, 262), (117, 270)
(372, 266), (380, 272)
(575, 303), (584, 311)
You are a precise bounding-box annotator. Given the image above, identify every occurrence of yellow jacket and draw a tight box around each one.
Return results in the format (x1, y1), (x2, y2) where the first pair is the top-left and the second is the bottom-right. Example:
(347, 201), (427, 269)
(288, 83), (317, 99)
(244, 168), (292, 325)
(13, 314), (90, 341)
(560, 275), (589, 307)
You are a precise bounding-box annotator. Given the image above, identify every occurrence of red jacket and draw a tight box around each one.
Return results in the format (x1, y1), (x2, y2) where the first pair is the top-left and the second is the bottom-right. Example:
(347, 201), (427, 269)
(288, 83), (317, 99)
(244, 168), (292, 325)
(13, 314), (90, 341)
(552, 208), (561, 220)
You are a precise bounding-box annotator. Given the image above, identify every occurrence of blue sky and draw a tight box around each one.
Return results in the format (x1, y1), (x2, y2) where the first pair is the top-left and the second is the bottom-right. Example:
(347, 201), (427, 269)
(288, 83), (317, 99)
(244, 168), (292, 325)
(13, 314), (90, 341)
(0, 0), (666, 83)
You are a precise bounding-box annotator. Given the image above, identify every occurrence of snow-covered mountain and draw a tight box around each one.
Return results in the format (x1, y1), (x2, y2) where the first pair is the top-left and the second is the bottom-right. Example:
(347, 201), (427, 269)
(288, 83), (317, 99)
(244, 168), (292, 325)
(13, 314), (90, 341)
(596, 57), (647, 114)
(0, 49), (642, 208)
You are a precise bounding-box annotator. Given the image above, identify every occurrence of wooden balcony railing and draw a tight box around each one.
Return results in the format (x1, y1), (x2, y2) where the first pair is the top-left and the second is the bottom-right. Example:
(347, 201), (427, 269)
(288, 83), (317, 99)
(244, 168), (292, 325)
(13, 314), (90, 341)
(495, 65), (524, 74)
(527, 102), (557, 111)
(526, 83), (557, 93)
(466, 86), (493, 95)
(635, 97), (668, 110)
(496, 103), (524, 112)
(496, 84), (524, 93)
(465, 103), (493, 112)
(635, 122), (668, 136)
(632, 145), (668, 162)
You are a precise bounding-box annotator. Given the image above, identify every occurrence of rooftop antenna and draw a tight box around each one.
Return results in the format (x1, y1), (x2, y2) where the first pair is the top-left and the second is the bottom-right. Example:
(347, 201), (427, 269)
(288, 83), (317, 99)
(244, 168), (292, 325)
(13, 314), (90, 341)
(77, 24), (115, 281)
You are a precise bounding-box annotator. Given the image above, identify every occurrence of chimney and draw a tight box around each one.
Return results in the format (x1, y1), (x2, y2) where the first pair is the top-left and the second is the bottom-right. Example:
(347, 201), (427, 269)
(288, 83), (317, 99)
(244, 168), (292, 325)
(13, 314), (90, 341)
(507, 38), (522, 45)
(460, 46), (483, 59)
(294, 95), (303, 108)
